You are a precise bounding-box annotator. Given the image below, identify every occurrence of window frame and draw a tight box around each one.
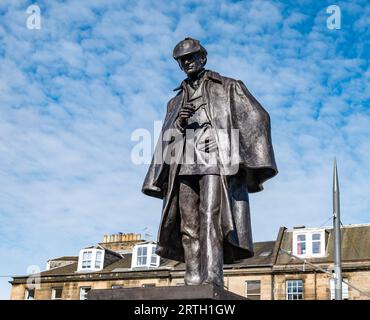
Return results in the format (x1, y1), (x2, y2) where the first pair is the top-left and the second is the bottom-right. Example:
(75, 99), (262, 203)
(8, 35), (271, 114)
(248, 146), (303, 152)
(79, 286), (91, 300)
(24, 288), (35, 300)
(150, 246), (158, 266)
(137, 246), (148, 266)
(245, 280), (261, 300)
(95, 251), (102, 269)
(286, 279), (304, 300)
(51, 287), (63, 300)
(131, 243), (160, 268)
(292, 229), (326, 258)
(329, 278), (349, 300)
(77, 249), (105, 272)
(82, 250), (92, 269)
(296, 234), (307, 255)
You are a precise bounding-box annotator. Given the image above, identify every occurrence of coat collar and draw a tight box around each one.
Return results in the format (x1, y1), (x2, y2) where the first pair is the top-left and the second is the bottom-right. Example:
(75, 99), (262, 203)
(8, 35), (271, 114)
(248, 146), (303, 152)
(173, 69), (223, 91)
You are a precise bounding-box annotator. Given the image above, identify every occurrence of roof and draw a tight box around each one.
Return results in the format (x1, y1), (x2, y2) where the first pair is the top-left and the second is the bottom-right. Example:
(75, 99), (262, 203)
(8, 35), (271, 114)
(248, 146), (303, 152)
(47, 256), (78, 262)
(225, 241), (276, 268)
(39, 262), (79, 276)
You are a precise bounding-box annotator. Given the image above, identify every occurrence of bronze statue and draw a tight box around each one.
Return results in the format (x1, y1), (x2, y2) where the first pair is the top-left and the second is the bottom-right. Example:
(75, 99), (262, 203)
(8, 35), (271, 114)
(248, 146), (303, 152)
(142, 37), (277, 287)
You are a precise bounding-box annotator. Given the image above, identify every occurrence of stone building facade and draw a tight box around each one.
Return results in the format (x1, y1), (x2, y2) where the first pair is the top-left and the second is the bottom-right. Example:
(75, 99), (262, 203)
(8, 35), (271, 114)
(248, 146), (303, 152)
(10, 224), (370, 300)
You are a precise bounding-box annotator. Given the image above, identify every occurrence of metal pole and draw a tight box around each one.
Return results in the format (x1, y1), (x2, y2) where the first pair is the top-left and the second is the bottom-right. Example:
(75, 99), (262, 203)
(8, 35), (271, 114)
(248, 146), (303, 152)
(333, 159), (342, 300)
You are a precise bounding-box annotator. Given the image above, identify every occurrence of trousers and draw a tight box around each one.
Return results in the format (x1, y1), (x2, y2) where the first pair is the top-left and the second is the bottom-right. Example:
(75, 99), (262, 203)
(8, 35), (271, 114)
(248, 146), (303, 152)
(178, 174), (223, 287)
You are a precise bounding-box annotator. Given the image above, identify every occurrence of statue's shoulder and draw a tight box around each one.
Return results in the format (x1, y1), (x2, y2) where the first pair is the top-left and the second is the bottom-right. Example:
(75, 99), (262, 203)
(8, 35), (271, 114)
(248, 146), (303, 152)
(206, 70), (240, 88)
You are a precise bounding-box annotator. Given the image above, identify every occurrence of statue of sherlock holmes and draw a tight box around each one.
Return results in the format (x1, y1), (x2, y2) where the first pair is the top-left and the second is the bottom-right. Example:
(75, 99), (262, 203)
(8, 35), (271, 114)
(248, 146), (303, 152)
(142, 37), (278, 287)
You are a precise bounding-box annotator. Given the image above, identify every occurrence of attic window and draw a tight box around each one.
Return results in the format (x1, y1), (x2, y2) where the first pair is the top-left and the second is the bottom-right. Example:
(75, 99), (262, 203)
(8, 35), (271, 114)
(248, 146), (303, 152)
(292, 229), (325, 258)
(77, 248), (105, 272)
(131, 243), (160, 268)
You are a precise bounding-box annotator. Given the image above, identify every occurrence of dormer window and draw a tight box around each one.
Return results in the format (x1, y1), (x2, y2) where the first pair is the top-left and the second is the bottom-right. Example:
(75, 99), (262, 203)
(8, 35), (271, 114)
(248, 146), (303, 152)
(293, 229), (325, 258)
(131, 243), (160, 268)
(82, 251), (92, 269)
(77, 248), (105, 272)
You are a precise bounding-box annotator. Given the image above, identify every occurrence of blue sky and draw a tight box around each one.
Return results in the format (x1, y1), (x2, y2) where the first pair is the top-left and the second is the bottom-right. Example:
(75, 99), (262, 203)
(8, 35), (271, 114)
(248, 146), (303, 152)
(0, 0), (369, 299)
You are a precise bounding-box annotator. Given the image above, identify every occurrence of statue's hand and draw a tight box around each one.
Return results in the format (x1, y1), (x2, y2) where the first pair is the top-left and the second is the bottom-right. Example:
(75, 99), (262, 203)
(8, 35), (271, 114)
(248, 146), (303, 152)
(174, 104), (195, 132)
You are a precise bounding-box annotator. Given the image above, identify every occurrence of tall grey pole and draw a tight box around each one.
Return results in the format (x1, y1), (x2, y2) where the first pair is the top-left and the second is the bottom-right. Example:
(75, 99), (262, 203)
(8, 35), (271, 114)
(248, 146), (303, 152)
(333, 159), (342, 300)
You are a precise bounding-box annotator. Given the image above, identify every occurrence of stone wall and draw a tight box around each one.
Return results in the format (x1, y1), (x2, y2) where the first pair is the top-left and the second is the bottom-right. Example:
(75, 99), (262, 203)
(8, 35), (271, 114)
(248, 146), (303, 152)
(10, 269), (370, 300)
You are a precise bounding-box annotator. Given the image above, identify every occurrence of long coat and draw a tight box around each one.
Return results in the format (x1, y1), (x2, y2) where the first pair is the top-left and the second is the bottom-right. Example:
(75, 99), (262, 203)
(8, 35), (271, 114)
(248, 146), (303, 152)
(142, 70), (278, 263)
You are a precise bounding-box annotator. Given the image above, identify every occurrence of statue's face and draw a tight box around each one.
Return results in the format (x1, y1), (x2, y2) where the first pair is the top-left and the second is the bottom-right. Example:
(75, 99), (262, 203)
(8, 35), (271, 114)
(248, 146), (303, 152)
(177, 52), (206, 76)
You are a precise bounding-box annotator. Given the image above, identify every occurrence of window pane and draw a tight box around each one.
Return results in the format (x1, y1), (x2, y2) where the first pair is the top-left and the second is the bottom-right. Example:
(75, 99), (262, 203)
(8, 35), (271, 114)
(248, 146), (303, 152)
(95, 251), (102, 268)
(151, 255), (157, 265)
(312, 241), (321, 254)
(247, 281), (261, 295)
(82, 250), (93, 269)
(312, 233), (321, 241)
(150, 246), (158, 266)
(245, 280), (261, 300)
(297, 242), (306, 254)
(136, 246), (149, 266)
(286, 280), (303, 300)
(52, 288), (62, 299)
(297, 234), (306, 241)
(137, 256), (147, 266)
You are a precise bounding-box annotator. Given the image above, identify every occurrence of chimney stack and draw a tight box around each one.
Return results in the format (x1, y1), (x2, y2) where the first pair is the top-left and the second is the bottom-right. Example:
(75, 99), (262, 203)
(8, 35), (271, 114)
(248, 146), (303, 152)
(102, 232), (143, 243)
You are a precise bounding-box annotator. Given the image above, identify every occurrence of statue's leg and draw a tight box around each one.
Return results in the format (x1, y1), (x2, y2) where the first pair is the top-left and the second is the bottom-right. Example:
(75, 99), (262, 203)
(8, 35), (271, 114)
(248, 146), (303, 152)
(179, 176), (201, 285)
(199, 174), (223, 287)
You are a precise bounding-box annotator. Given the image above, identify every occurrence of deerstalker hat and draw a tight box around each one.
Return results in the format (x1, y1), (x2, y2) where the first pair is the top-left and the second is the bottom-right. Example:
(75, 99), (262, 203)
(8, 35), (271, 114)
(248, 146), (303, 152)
(173, 37), (207, 60)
